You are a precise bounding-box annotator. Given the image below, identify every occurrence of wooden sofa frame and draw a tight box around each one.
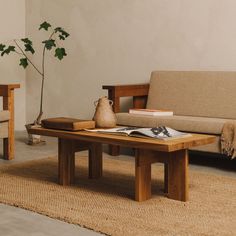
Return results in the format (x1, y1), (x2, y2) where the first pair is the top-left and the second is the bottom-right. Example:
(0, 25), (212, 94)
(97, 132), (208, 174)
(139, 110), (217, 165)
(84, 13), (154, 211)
(0, 84), (20, 160)
(103, 83), (150, 156)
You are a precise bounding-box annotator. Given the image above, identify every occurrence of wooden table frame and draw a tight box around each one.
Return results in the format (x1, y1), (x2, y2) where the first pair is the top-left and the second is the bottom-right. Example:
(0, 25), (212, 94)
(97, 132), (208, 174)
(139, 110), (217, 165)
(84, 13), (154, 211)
(58, 138), (102, 185)
(29, 127), (215, 202)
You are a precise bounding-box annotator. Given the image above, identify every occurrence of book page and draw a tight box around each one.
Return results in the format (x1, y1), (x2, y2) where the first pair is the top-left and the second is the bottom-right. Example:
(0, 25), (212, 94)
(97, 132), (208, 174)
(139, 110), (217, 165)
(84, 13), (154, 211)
(85, 126), (191, 140)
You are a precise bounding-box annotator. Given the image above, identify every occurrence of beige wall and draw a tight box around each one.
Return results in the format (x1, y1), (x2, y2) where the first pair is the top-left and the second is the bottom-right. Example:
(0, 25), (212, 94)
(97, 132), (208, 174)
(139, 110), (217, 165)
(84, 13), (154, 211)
(26, 0), (236, 121)
(0, 0), (26, 130)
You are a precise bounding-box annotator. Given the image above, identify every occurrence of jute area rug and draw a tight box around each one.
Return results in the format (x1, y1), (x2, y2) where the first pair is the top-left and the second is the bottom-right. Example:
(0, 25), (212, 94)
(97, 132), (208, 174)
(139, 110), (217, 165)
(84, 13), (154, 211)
(0, 155), (235, 236)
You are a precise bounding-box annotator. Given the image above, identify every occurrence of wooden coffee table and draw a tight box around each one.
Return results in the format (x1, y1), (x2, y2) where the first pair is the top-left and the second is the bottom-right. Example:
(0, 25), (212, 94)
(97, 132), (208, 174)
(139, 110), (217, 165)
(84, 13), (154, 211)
(29, 127), (215, 202)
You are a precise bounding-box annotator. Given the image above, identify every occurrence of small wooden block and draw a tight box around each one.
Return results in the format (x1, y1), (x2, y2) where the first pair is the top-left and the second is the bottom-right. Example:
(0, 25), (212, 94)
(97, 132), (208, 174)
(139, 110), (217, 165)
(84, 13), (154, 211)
(42, 117), (95, 131)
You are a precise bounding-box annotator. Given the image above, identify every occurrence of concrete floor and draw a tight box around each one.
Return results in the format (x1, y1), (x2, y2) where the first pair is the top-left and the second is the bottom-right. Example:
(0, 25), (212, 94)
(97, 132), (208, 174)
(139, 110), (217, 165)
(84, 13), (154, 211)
(0, 131), (235, 236)
(0, 132), (102, 236)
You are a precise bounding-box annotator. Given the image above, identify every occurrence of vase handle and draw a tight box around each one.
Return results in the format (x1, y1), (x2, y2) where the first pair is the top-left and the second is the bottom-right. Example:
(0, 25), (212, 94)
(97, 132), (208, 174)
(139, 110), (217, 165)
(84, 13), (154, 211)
(94, 100), (98, 107)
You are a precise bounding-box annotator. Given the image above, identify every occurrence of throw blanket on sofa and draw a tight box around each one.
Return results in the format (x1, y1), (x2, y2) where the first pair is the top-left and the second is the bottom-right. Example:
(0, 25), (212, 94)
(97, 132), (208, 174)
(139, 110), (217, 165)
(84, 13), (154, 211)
(221, 122), (236, 159)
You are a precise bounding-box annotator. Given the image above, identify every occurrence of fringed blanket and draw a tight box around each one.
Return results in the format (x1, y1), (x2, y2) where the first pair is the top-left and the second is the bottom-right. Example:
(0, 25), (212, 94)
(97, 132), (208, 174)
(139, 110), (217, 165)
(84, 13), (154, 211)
(221, 122), (236, 159)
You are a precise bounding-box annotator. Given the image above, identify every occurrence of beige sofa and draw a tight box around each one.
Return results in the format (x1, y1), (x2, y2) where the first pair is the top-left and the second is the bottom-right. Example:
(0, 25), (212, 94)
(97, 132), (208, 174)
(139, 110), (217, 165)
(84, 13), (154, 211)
(103, 71), (236, 155)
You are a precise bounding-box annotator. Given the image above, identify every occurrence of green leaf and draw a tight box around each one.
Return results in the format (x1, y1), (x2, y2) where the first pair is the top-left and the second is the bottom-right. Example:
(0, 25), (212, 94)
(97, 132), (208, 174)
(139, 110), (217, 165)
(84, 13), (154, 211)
(24, 43), (35, 54)
(59, 35), (65, 40)
(55, 47), (67, 60)
(55, 27), (70, 38)
(42, 39), (56, 50)
(0, 44), (6, 51)
(1, 46), (15, 56)
(54, 27), (62, 32)
(19, 58), (28, 68)
(39, 21), (51, 31)
(21, 38), (32, 45)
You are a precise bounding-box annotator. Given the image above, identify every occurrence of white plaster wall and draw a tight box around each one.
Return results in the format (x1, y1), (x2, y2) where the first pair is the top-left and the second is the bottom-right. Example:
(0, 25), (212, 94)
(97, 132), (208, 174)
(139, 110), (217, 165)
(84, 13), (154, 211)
(26, 0), (236, 121)
(0, 0), (26, 130)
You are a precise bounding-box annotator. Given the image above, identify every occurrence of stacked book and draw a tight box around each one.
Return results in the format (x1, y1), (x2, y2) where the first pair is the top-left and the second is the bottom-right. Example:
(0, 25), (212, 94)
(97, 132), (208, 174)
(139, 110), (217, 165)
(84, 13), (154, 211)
(129, 109), (173, 116)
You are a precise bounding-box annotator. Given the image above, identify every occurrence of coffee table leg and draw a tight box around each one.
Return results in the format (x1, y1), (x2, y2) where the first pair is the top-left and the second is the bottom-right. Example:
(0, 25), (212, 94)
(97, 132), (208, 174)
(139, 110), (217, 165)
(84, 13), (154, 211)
(135, 149), (152, 201)
(164, 162), (168, 193)
(58, 138), (75, 186)
(89, 143), (103, 179)
(167, 149), (189, 201)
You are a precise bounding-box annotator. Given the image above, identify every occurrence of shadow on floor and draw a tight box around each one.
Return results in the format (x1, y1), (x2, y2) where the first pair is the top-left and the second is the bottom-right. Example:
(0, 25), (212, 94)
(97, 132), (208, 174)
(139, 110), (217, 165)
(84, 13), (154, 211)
(104, 145), (236, 172)
(189, 151), (236, 172)
(0, 157), (165, 200)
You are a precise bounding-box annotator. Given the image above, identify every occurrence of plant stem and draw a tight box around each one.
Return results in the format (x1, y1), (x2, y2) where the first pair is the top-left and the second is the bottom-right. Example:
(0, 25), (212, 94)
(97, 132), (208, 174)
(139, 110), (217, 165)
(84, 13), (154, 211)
(14, 40), (43, 77)
(35, 31), (56, 124)
(14, 50), (24, 56)
(35, 44), (46, 124)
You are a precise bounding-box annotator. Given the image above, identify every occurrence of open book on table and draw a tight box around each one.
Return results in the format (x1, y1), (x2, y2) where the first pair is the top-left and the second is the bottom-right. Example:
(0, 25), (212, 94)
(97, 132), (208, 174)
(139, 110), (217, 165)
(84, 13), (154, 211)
(86, 126), (191, 140)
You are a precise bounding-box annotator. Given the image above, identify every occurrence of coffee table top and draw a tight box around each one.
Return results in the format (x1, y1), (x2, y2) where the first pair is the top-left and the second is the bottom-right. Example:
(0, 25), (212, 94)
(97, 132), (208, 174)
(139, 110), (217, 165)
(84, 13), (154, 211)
(29, 127), (216, 152)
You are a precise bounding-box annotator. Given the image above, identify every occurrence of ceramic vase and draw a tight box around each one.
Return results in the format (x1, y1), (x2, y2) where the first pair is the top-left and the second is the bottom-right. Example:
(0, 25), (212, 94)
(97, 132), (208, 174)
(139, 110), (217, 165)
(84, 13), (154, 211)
(93, 96), (117, 128)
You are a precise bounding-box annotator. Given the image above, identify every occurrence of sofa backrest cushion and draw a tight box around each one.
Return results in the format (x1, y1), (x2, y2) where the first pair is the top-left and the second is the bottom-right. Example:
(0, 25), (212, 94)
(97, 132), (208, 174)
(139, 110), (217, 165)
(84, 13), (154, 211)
(146, 71), (236, 119)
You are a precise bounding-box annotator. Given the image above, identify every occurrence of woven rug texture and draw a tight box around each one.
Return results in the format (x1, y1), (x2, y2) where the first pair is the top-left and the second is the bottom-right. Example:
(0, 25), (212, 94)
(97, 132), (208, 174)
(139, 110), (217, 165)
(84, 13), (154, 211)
(0, 155), (235, 236)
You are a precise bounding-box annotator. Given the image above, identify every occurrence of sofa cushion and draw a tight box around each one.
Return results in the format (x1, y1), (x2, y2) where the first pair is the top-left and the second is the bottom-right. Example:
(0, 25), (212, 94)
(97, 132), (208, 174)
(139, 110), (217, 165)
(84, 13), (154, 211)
(0, 110), (10, 122)
(0, 122), (8, 138)
(116, 113), (229, 135)
(146, 71), (236, 119)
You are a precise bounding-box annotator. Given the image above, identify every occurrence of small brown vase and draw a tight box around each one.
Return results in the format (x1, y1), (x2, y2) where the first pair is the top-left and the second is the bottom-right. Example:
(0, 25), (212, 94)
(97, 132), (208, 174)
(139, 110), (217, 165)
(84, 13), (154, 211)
(93, 96), (117, 128)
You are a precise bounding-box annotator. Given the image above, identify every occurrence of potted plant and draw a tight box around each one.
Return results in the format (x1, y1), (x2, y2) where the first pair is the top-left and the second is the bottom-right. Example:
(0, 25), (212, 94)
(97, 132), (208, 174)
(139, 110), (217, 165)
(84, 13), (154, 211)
(0, 21), (70, 144)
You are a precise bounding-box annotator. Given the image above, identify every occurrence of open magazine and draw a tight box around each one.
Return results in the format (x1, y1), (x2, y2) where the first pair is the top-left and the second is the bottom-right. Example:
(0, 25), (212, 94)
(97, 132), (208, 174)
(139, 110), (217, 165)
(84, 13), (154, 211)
(87, 126), (191, 140)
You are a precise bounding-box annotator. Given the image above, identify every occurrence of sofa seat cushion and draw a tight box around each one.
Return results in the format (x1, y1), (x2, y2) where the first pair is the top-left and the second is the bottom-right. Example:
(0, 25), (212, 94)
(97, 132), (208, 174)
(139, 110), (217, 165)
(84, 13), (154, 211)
(116, 113), (230, 135)
(0, 110), (10, 122)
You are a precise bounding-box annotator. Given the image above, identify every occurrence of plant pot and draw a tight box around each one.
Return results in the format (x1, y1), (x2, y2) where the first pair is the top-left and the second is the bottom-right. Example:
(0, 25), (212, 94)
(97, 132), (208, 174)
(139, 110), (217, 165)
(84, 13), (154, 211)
(25, 123), (46, 145)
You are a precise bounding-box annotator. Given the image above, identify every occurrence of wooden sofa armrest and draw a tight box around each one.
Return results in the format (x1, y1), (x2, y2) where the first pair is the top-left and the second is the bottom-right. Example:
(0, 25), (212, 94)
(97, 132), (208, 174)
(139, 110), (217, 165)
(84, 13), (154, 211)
(0, 84), (20, 118)
(102, 84), (149, 112)
(0, 84), (20, 160)
(0, 84), (20, 97)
